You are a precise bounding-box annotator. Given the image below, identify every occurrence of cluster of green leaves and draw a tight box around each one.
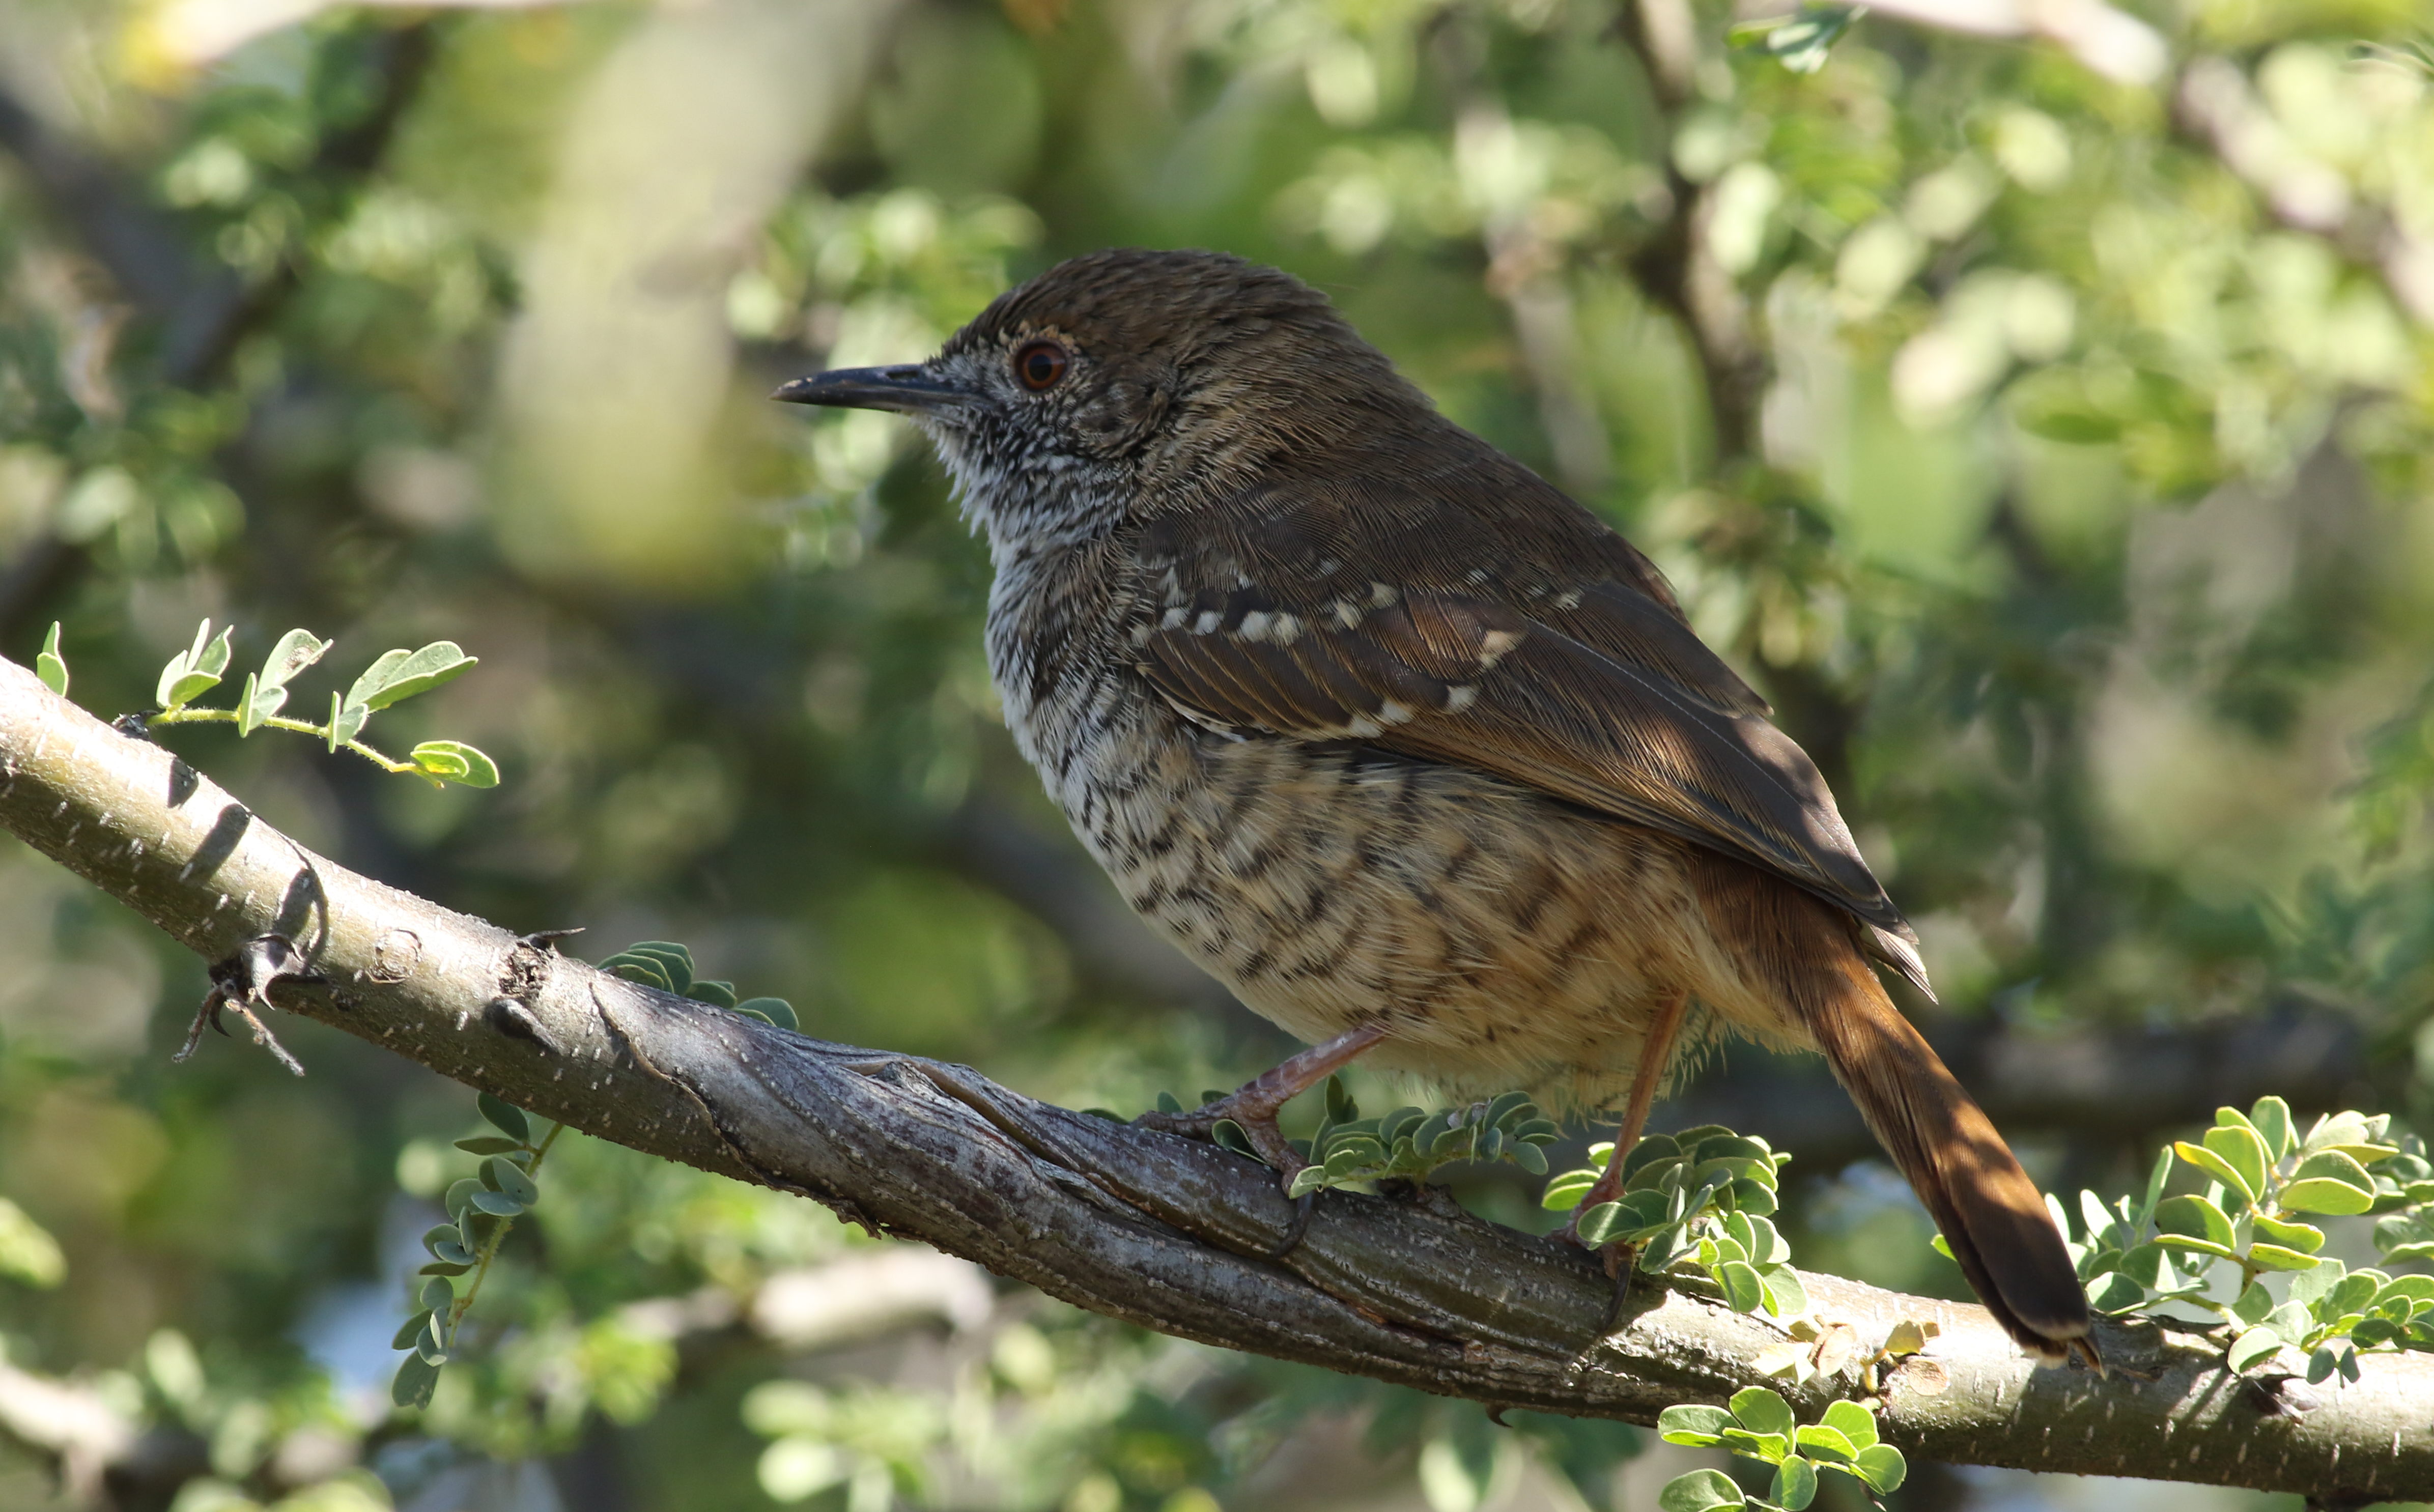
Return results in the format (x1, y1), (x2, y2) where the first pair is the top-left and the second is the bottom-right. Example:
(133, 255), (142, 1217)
(39, 618), (498, 788)
(392, 1094), (561, 1411)
(599, 939), (801, 1031)
(2034, 1098), (2434, 1383)
(1545, 1129), (1806, 1318)
(1656, 1387), (1905, 1511)
(1261, 1077), (1562, 1197)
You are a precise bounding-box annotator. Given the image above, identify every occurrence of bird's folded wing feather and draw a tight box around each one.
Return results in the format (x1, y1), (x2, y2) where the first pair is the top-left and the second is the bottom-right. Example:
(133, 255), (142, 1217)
(1129, 490), (1933, 995)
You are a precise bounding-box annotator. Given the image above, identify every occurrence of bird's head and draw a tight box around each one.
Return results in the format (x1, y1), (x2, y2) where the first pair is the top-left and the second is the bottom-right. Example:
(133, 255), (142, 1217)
(774, 248), (1434, 552)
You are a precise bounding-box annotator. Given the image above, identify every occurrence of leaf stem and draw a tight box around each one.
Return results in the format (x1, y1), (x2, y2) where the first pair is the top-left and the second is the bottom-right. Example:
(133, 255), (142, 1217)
(147, 706), (440, 784)
(447, 1121), (565, 1344)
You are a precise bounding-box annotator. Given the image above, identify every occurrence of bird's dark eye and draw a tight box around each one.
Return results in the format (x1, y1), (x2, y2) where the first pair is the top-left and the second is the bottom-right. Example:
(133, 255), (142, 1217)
(1014, 340), (1069, 391)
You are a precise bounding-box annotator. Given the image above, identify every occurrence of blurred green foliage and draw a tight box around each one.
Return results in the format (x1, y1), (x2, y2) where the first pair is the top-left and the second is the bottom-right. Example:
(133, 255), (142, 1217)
(1, 0), (2432, 1507)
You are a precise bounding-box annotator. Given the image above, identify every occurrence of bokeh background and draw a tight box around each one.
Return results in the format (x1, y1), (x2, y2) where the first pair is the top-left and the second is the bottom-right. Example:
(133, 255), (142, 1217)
(1, 0), (2431, 1508)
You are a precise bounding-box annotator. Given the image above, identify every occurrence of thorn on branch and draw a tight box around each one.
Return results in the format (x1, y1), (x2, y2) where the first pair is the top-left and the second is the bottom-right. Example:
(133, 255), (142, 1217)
(177, 933), (320, 1075)
(485, 995), (564, 1055)
(517, 927), (584, 951)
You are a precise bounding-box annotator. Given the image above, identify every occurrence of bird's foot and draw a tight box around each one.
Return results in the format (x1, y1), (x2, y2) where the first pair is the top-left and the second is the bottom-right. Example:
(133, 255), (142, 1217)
(1136, 1091), (1306, 1182)
(1555, 1215), (1639, 1280)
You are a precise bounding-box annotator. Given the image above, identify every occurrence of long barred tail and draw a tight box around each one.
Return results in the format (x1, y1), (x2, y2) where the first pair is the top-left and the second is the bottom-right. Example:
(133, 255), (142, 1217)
(1699, 858), (2093, 1361)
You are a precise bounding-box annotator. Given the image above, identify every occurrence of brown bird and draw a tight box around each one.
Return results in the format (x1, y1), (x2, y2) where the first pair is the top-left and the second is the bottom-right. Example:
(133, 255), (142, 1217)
(775, 248), (2093, 1363)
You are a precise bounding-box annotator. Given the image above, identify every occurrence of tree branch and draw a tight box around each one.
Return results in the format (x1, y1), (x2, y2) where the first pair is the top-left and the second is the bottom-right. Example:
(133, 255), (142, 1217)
(0, 653), (2424, 1500)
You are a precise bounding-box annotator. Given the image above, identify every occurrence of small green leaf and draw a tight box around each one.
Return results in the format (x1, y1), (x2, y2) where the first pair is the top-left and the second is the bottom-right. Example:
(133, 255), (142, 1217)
(392, 1353), (441, 1409)
(687, 979), (738, 1010)
(735, 997), (798, 1031)
(258, 628), (331, 691)
(1655, 1468), (1745, 1512)
(2318, 1271), (2380, 1321)
(36, 622), (68, 696)
(454, 1136), (521, 1156)
(2130, 1148), (2171, 1228)
(605, 955), (672, 991)
(235, 672), (265, 735)
(1727, 1179), (1777, 1216)
(1715, 1428), (1787, 1462)
(2154, 1194), (2238, 1254)
(1761, 1266), (1808, 1318)
(620, 942), (695, 992)
(469, 1189), (523, 1217)
(350, 641), (477, 712)
(1211, 1120), (1257, 1157)
(1792, 1424), (1856, 1463)
(2248, 1243), (2322, 1273)
(2248, 1096), (2295, 1160)
(483, 1155), (539, 1207)
(2087, 1272), (2145, 1312)
(413, 1314), (449, 1365)
(1656, 1404), (1735, 1446)
(419, 1276), (454, 1313)
(1324, 1075), (1358, 1124)
(2294, 1148), (2376, 1187)
(2172, 1141), (2256, 1208)
(1819, 1400), (1877, 1450)
(1542, 1170), (1597, 1211)
(2281, 1179), (2376, 1217)
(1575, 1201), (1629, 1247)
(1728, 1386), (1796, 1439)
(1714, 1259), (1766, 1313)
(2251, 1214), (2326, 1254)
(391, 1310), (434, 1351)
(157, 621), (233, 710)
(478, 1093), (531, 1144)
(2231, 1282), (2277, 1325)
(2202, 1124), (2270, 1208)
(417, 1260), (472, 1277)
(2227, 1326), (2285, 1373)
(1852, 1443), (1907, 1494)
(1769, 1456), (1818, 1511)
(410, 740), (501, 788)
(328, 690), (366, 749)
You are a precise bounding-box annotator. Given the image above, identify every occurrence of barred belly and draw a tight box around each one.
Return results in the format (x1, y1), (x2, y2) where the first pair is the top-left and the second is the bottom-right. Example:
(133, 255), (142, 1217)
(1050, 691), (1817, 1112)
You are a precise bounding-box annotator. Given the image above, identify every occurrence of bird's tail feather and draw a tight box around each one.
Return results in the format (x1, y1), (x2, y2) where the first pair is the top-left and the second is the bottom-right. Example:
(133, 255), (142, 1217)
(1804, 944), (2092, 1358)
(1695, 858), (2092, 1360)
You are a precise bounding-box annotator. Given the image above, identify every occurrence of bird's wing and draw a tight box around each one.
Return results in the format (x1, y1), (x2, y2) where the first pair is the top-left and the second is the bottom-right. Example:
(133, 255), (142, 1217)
(1127, 478), (1933, 995)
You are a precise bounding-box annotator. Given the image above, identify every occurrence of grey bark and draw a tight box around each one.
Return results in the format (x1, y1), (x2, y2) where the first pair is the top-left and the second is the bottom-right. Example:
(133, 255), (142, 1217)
(0, 653), (2425, 1502)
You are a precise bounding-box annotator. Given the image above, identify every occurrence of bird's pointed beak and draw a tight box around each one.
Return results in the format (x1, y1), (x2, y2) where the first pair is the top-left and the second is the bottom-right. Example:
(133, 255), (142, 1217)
(771, 365), (976, 415)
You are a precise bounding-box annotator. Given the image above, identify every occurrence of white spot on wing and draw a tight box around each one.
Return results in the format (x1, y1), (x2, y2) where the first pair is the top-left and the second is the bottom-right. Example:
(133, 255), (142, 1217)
(1194, 611), (1223, 634)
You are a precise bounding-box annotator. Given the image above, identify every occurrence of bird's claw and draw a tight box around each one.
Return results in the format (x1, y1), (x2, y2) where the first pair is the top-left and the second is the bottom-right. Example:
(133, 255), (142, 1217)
(1136, 1095), (1307, 1183)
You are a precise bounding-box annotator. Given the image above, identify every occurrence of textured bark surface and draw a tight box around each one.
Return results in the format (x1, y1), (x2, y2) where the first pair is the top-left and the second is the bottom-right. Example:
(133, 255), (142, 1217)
(0, 653), (2424, 1501)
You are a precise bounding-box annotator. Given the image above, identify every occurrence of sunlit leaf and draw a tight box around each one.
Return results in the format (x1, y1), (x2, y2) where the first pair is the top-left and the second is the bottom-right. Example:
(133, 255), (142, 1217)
(35, 622), (67, 697)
